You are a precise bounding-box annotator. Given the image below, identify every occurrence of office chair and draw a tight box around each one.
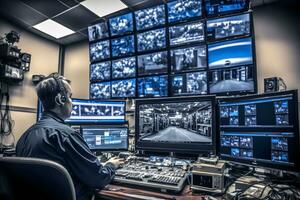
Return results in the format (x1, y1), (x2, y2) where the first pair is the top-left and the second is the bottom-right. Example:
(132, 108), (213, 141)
(0, 157), (76, 200)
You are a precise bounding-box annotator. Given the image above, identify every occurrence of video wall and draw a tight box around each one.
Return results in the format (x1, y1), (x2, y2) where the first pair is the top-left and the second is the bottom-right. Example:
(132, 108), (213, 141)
(88, 0), (255, 99)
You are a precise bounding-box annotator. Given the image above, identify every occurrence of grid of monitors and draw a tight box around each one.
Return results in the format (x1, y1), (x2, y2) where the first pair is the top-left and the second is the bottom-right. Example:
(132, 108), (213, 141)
(88, 0), (254, 99)
(218, 90), (300, 172)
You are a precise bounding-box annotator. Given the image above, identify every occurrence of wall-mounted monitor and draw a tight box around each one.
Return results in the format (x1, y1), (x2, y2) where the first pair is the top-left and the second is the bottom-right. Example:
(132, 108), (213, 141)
(88, 22), (109, 42)
(167, 0), (202, 23)
(208, 65), (255, 94)
(218, 90), (299, 172)
(135, 4), (165, 31)
(111, 35), (135, 58)
(82, 125), (128, 151)
(109, 13), (133, 37)
(169, 21), (205, 46)
(205, 0), (249, 17)
(111, 78), (136, 98)
(207, 13), (251, 42)
(138, 51), (168, 76)
(138, 75), (168, 98)
(90, 82), (111, 99)
(170, 45), (206, 73)
(135, 95), (216, 153)
(89, 40), (110, 62)
(90, 61), (111, 82)
(208, 37), (253, 69)
(137, 28), (166, 52)
(171, 71), (207, 96)
(112, 57), (136, 79)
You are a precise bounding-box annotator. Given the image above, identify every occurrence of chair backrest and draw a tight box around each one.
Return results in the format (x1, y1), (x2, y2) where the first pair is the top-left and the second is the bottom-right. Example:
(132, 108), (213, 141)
(0, 157), (76, 200)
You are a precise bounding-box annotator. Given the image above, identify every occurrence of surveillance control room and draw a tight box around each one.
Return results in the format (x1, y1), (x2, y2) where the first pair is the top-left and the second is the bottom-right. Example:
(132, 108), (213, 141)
(0, 0), (300, 200)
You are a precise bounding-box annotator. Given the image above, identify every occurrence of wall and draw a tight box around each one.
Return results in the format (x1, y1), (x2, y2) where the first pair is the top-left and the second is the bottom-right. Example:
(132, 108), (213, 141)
(0, 18), (60, 143)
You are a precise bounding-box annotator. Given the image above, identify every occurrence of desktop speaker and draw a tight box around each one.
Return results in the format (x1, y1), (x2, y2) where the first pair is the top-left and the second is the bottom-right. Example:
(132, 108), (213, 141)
(264, 77), (286, 93)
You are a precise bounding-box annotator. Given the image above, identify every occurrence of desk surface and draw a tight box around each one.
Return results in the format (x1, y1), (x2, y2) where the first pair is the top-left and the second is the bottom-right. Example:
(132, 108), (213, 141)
(98, 184), (222, 200)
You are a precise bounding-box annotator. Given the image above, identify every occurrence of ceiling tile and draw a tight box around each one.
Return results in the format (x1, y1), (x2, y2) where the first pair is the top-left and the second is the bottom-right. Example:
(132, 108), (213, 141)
(19, 0), (69, 18)
(58, 32), (87, 45)
(53, 5), (99, 31)
(81, 0), (127, 17)
(57, 0), (79, 7)
(121, 0), (151, 7)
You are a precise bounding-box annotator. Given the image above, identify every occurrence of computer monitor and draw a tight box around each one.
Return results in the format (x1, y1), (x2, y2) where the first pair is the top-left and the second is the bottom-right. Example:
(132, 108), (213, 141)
(90, 82), (111, 99)
(137, 28), (166, 52)
(205, 0), (249, 17)
(169, 21), (205, 47)
(138, 51), (168, 76)
(207, 12), (251, 42)
(90, 61), (111, 82)
(135, 4), (165, 31)
(88, 22), (109, 42)
(82, 125), (128, 151)
(111, 79), (136, 98)
(167, 0), (202, 23)
(135, 95), (216, 153)
(89, 40), (110, 62)
(109, 13), (133, 37)
(111, 35), (135, 58)
(218, 90), (300, 172)
(138, 75), (168, 98)
(112, 57), (136, 79)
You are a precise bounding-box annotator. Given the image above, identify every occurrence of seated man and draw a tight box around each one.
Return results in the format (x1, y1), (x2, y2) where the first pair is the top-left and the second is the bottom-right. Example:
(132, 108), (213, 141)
(16, 73), (124, 200)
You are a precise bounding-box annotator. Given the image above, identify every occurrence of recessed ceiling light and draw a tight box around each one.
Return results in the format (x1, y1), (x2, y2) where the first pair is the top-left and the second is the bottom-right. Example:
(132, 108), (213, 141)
(81, 0), (127, 17)
(33, 19), (75, 39)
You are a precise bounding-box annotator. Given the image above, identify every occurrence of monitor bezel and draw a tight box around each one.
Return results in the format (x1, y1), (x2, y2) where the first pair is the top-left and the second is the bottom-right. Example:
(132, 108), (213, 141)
(137, 75), (169, 98)
(111, 56), (137, 80)
(111, 34), (136, 59)
(135, 95), (217, 154)
(108, 12), (134, 38)
(217, 90), (300, 172)
(111, 78), (137, 99)
(88, 21), (110, 42)
(89, 61), (112, 83)
(89, 81), (112, 100)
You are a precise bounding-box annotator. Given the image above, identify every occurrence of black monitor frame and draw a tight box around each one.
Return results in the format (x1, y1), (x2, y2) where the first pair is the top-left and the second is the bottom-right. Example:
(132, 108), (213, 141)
(217, 90), (300, 172)
(135, 95), (217, 154)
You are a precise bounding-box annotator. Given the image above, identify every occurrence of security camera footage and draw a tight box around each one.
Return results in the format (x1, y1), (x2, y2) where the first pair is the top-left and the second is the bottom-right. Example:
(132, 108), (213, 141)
(169, 21), (205, 46)
(82, 127), (128, 150)
(138, 75), (168, 98)
(112, 57), (136, 79)
(111, 35), (135, 58)
(90, 82), (111, 99)
(138, 101), (212, 144)
(138, 51), (168, 76)
(135, 4), (165, 31)
(219, 92), (298, 169)
(208, 37), (253, 69)
(205, 0), (249, 16)
(137, 28), (166, 52)
(168, 0), (202, 23)
(209, 65), (254, 94)
(109, 13), (133, 36)
(89, 40), (110, 62)
(171, 46), (206, 73)
(88, 22), (109, 42)
(171, 71), (207, 96)
(90, 61), (110, 81)
(112, 79), (136, 98)
(66, 99), (125, 123)
(207, 13), (251, 42)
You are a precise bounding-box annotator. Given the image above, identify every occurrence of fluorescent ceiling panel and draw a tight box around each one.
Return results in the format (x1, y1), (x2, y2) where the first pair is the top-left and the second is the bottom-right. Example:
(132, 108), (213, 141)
(33, 19), (75, 39)
(81, 0), (127, 17)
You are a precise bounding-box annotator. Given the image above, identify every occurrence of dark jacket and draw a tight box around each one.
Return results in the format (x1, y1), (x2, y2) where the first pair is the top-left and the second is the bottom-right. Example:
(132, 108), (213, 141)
(16, 111), (115, 200)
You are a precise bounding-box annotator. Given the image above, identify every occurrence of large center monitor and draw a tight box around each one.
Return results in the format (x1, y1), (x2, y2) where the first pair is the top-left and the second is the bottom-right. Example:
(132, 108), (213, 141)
(135, 96), (216, 154)
(82, 125), (128, 151)
(218, 90), (300, 172)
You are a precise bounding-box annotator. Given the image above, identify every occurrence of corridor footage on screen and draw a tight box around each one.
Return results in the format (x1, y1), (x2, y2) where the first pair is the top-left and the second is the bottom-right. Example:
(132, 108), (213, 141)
(138, 101), (212, 144)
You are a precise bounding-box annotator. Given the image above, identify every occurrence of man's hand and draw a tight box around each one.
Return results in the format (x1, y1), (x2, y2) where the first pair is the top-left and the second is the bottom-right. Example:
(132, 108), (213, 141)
(105, 157), (125, 169)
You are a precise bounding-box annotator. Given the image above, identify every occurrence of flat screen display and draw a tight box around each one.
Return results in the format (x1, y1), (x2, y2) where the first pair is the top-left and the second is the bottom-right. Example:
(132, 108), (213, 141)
(137, 28), (166, 52)
(109, 13), (133, 36)
(112, 57), (136, 79)
(205, 0), (249, 16)
(88, 22), (109, 41)
(111, 35), (135, 58)
(170, 45), (206, 73)
(89, 40), (110, 62)
(135, 4), (165, 31)
(169, 21), (205, 46)
(90, 82), (111, 99)
(168, 0), (202, 23)
(138, 51), (168, 76)
(90, 61), (111, 82)
(171, 71), (207, 96)
(111, 78), (136, 98)
(208, 37), (253, 69)
(138, 75), (168, 98)
(207, 13), (251, 42)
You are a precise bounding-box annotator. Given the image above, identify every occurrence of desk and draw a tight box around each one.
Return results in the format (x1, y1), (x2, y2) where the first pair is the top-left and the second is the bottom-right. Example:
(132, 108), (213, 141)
(98, 184), (222, 200)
